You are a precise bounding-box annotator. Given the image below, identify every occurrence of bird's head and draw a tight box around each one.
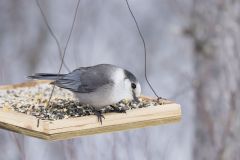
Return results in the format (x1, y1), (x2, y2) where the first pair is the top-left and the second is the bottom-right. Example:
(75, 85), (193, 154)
(123, 69), (141, 102)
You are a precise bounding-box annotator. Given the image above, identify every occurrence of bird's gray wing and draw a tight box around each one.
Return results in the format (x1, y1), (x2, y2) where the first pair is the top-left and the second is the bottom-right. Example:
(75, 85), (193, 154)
(52, 67), (113, 93)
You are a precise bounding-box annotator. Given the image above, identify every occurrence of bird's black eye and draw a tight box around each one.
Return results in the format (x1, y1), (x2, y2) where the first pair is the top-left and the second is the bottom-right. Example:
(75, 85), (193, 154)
(131, 83), (136, 89)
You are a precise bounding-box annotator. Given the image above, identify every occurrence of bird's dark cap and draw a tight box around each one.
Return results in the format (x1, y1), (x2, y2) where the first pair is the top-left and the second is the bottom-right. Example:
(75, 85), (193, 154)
(124, 69), (137, 83)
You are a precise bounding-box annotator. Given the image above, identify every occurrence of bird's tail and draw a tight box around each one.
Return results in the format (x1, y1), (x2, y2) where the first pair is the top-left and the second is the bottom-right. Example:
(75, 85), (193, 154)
(28, 73), (65, 80)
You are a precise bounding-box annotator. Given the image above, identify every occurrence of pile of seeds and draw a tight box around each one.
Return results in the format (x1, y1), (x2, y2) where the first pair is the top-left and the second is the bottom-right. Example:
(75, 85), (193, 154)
(0, 83), (164, 120)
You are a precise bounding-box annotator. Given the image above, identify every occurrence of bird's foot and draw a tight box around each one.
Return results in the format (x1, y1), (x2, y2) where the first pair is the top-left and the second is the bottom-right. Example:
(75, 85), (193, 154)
(94, 110), (105, 124)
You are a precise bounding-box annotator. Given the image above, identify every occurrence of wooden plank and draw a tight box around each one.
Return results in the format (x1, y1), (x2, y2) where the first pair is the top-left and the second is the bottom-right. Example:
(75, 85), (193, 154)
(0, 121), (50, 140)
(0, 109), (48, 132)
(47, 104), (180, 134)
(47, 104), (181, 140)
(0, 104), (181, 140)
(0, 81), (182, 140)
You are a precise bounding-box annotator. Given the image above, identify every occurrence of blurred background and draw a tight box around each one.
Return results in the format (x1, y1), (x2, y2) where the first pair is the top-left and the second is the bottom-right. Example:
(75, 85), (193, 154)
(0, 0), (239, 160)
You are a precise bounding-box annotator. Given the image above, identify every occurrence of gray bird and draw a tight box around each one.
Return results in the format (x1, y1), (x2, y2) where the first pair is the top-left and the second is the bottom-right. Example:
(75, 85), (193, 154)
(28, 64), (141, 121)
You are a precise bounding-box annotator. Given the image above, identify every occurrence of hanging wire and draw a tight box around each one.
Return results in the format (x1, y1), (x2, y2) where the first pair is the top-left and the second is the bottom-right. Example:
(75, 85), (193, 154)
(124, 0), (161, 100)
(36, 0), (160, 107)
(35, 0), (81, 108)
(47, 0), (81, 107)
(36, 0), (71, 73)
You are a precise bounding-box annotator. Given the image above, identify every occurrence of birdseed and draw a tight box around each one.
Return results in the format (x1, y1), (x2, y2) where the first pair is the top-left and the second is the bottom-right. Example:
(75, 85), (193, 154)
(0, 84), (165, 120)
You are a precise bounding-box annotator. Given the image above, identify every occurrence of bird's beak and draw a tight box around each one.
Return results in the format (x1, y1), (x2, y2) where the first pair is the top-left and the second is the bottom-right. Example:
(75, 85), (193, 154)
(133, 91), (140, 103)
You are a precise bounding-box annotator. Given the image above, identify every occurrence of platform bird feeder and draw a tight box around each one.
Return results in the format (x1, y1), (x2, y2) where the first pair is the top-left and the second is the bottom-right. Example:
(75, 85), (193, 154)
(0, 80), (181, 141)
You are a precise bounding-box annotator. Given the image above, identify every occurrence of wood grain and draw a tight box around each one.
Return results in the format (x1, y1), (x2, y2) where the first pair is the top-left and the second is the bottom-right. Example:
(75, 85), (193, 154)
(0, 81), (182, 141)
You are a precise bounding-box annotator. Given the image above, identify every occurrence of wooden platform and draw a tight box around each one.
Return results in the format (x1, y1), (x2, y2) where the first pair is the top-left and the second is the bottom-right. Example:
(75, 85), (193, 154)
(0, 81), (181, 141)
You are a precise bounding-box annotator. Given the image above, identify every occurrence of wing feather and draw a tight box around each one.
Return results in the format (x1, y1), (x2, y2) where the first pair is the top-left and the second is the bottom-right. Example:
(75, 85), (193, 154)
(52, 66), (114, 93)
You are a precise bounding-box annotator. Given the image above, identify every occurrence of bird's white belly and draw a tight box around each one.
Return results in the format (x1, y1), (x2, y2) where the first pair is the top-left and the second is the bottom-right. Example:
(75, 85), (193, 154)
(74, 83), (132, 109)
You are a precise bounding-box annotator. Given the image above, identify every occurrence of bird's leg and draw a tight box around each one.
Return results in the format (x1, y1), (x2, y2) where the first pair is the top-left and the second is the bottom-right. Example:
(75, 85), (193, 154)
(110, 105), (127, 113)
(93, 109), (105, 124)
